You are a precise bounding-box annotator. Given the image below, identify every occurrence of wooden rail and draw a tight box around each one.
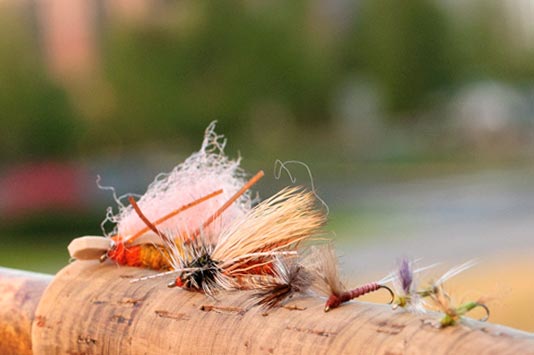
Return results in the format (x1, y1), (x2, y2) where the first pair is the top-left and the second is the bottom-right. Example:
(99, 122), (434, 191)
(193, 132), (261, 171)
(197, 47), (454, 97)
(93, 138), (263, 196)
(0, 267), (52, 355)
(1, 263), (533, 354)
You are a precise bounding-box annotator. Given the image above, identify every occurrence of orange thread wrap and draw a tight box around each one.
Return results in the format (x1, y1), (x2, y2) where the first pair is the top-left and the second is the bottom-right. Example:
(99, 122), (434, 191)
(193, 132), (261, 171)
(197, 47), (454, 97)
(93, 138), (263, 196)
(108, 238), (171, 270)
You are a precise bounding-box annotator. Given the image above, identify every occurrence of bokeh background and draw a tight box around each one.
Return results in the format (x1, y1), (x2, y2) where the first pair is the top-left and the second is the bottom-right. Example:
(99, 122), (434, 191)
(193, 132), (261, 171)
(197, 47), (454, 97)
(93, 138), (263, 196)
(1, 0), (533, 331)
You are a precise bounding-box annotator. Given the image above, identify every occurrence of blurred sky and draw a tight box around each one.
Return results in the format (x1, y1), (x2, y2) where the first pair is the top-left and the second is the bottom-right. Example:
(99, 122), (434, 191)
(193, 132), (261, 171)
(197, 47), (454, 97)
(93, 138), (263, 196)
(0, 0), (534, 331)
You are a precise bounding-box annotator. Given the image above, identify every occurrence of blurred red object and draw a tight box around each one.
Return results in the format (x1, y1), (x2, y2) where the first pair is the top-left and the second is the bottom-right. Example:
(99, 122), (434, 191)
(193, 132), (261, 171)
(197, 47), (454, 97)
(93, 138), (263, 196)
(0, 161), (90, 218)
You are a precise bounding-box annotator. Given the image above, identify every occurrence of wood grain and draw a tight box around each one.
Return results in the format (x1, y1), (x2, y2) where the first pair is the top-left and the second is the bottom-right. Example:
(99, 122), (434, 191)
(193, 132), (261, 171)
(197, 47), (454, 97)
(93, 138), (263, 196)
(0, 267), (52, 355)
(31, 261), (534, 355)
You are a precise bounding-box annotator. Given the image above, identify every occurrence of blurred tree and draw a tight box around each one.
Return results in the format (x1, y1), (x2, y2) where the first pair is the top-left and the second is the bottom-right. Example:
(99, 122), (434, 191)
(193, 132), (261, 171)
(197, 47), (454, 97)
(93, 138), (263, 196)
(0, 9), (79, 163)
(100, 0), (338, 149)
(344, 0), (457, 119)
(453, 0), (534, 83)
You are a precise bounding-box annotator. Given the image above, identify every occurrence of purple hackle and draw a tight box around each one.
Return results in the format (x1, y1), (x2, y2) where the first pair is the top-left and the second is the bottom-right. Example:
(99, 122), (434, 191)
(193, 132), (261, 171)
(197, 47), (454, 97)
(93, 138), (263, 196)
(398, 258), (413, 294)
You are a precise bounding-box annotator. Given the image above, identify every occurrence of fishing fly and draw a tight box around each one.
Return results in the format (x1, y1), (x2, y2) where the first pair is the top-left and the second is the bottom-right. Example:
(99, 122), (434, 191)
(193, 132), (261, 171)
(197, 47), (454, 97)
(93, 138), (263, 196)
(388, 258), (438, 312)
(308, 244), (394, 312)
(426, 283), (490, 328)
(417, 260), (490, 327)
(247, 255), (314, 310)
(131, 186), (326, 296)
(68, 122), (257, 270)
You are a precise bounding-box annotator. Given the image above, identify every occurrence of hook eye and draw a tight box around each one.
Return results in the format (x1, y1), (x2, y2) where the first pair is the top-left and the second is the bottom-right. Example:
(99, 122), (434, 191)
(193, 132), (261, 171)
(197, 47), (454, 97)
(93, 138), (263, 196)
(379, 284), (395, 304)
(474, 303), (490, 322)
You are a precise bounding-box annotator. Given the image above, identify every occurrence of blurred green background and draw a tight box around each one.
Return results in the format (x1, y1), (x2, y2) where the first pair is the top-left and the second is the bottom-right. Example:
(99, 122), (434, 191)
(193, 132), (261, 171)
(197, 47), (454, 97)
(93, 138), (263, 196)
(1, 0), (534, 331)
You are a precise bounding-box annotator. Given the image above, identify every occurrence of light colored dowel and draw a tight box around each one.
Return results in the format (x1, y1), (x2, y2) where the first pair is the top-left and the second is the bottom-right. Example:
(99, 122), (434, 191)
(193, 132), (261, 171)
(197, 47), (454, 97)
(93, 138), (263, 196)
(0, 267), (52, 355)
(31, 261), (534, 355)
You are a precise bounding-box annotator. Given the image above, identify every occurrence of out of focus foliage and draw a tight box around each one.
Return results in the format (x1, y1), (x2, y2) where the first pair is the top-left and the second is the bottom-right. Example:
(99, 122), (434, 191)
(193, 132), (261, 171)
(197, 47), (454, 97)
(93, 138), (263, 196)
(103, 0), (338, 144)
(1, 0), (534, 161)
(0, 11), (78, 163)
(348, 0), (456, 116)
